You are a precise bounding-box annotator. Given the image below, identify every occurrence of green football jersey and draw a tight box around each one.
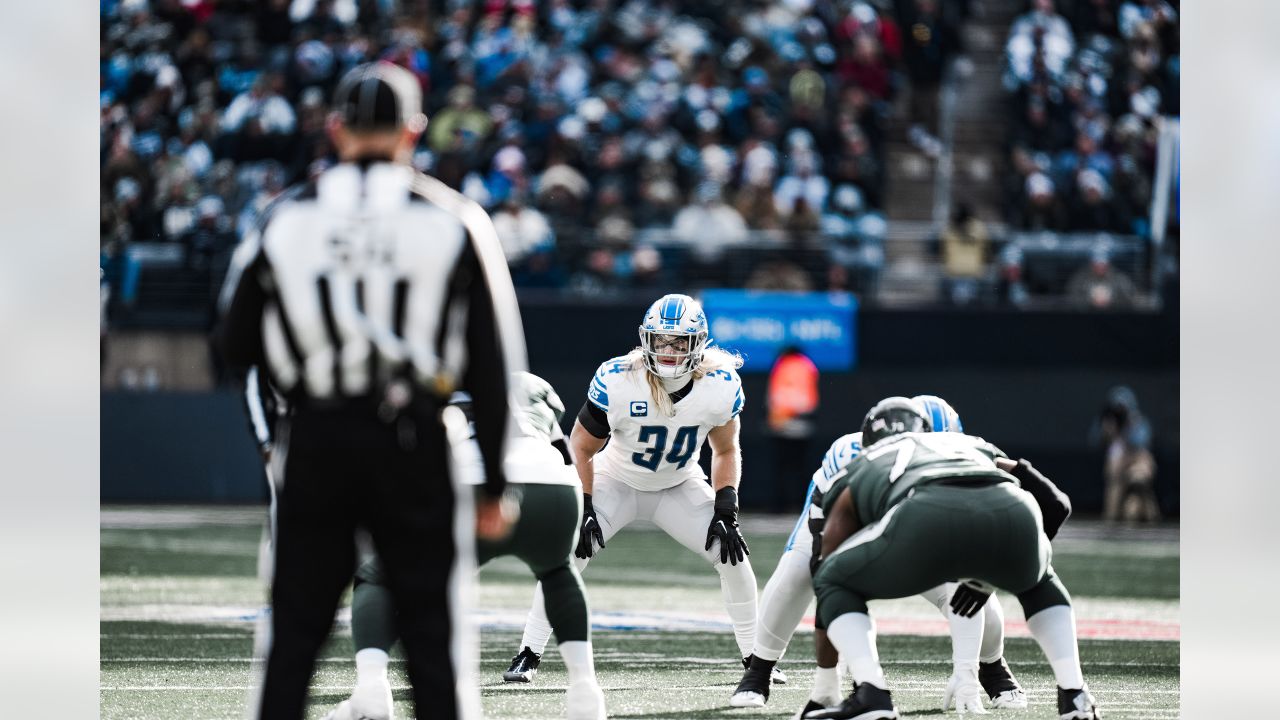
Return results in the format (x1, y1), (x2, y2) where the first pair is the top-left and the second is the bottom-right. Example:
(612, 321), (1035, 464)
(822, 432), (1018, 527)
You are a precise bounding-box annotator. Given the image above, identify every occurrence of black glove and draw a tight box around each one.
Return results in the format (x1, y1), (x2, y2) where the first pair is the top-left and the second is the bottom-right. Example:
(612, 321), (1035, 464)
(575, 493), (606, 559)
(1009, 458), (1072, 540)
(949, 580), (995, 618)
(808, 516), (825, 577)
(807, 488), (826, 576)
(705, 487), (750, 565)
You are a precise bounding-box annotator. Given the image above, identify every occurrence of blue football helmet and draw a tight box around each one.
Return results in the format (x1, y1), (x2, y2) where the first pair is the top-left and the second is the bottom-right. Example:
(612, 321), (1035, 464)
(913, 394), (964, 433)
(638, 293), (709, 378)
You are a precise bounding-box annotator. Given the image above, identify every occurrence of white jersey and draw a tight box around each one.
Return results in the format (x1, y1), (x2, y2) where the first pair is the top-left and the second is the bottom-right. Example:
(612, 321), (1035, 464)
(452, 436), (578, 487)
(786, 431), (863, 553)
(587, 355), (744, 492)
(813, 432), (864, 494)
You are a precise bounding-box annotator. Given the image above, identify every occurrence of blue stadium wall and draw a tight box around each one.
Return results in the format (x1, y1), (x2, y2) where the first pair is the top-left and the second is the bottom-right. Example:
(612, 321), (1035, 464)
(102, 303), (1178, 515)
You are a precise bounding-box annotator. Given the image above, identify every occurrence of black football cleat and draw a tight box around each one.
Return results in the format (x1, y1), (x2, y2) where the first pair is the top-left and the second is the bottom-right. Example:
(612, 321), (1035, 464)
(729, 656), (774, 707)
(1057, 685), (1101, 719)
(741, 654), (789, 685)
(793, 699), (829, 720)
(979, 657), (1028, 708)
(502, 646), (541, 683)
(803, 683), (899, 720)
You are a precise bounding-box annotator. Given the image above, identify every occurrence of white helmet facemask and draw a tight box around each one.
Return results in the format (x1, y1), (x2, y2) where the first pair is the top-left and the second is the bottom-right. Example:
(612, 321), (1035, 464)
(638, 294), (710, 378)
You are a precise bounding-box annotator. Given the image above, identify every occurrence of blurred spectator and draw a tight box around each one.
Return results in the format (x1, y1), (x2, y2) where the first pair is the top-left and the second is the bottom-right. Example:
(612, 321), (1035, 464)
(939, 203), (990, 306)
(492, 193), (555, 266)
(995, 247), (1030, 308)
(180, 195), (235, 272)
(512, 248), (569, 289)
(828, 117), (884, 207)
(765, 346), (820, 512)
(1093, 386), (1160, 523)
(219, 74), (296, 162)
(1006, 0), (1075, 86)
(774, 145), (829, 220)
(1065, 245), (1138, 309)
(427, 85), (491, 153)
(899, 0), (962, 154)
(836, 33), (893, 103)
(114, 177), (161, 242)
(671, 182), (749, 264)
(821, 184), (866, 242)
(1017, 171), (1069, 231)
(746, 256), (814, 292)
(1067, 168), (1126, 232)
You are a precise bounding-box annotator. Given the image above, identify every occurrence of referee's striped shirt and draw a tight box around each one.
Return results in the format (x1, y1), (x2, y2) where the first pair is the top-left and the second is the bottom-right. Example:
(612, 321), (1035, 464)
(216, 160), (527, 496)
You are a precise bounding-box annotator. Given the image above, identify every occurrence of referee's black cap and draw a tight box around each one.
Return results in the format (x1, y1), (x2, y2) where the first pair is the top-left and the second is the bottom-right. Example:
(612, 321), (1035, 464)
(332, 62), (427, 133)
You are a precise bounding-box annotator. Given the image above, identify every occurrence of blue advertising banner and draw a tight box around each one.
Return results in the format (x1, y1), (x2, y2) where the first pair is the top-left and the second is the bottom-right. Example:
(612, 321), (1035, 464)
(699, 290), (858, 371)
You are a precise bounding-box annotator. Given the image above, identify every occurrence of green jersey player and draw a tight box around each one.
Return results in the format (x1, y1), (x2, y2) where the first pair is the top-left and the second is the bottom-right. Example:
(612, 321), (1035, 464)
(805, 397), (1101, 720)
(321, 373), (606, 720)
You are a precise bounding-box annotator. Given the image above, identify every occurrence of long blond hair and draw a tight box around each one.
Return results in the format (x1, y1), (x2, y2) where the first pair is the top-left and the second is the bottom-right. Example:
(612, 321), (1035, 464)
(624, 345), (744, 417)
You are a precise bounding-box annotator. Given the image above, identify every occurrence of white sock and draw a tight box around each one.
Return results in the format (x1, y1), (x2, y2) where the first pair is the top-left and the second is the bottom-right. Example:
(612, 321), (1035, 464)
(944, 593), (984, 667)
(519, 581), (556, 655)
(716, 558), (759, 658)
(355, 648), (389, 684)
(559, 641), (598, 685)
(826, 613), (887, 690)
(980, 595), (1007, 663)
(812, 664), (843, 701)
(754, 548), (816, 662)
(1026, 605), (1085, 689)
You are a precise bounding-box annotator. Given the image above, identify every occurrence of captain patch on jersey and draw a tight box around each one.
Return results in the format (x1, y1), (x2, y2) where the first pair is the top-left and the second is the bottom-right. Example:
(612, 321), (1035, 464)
(585, 354), (743, 492)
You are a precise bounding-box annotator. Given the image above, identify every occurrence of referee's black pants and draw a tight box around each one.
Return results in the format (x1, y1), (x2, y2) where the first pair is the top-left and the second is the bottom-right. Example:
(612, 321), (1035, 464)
(258, 402), (465, 720)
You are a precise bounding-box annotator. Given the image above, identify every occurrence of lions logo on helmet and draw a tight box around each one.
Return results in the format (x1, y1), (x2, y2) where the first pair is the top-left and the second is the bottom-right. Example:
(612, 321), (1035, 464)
(912, 395), (963, 433)
(638, 293), (710, 378)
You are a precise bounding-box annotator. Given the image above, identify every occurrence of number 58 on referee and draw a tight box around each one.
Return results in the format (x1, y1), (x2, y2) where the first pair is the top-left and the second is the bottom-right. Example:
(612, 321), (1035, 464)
(216, 61), (527, 720)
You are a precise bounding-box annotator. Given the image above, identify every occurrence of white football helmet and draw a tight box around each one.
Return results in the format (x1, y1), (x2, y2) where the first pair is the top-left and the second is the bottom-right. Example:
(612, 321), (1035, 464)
(638, 293), (709, 378)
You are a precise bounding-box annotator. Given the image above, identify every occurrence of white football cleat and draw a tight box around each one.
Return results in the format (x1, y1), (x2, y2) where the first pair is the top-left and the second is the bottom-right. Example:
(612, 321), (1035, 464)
(990, 689), (1028, 709)
(943, 666), (989, 715)
(979, 658), (1027, 709)
(729, 690), (767, 708)
(320, 676), (395, 720)
(566, 680), (607, 720)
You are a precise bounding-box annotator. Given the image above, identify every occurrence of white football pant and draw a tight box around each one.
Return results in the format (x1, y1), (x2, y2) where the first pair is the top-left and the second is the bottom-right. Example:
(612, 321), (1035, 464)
(750, 505), (1009, 665)
(519, 473), (758, 658)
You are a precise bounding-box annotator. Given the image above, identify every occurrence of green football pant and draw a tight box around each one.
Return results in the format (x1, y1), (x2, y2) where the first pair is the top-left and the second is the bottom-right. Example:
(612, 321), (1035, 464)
(814, 483), (1069, 627)
(352, 483), (588, 652)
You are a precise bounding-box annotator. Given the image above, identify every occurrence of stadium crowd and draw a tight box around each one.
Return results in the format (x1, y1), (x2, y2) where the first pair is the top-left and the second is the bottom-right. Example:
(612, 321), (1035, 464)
(100, 0), (976, 298)
(933, 0), (1179, 309)
(1001, 0), (1178, 237)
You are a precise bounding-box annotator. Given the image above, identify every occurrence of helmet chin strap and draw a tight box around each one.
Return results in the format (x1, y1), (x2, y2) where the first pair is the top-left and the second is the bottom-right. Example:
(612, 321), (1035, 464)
(657, 373), (689, 391)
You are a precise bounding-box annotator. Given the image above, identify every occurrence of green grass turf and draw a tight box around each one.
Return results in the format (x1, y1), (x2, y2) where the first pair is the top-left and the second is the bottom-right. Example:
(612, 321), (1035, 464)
(101, 508), (1179, 719)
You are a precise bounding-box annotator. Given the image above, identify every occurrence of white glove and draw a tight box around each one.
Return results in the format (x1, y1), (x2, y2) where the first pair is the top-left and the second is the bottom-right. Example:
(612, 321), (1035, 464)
(943, 665), (989, 714)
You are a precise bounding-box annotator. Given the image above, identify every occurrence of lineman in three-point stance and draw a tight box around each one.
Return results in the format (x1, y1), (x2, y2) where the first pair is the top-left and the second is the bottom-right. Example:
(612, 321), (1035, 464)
(732, 396), (1028, 715)
(804, 397), (1101, 720)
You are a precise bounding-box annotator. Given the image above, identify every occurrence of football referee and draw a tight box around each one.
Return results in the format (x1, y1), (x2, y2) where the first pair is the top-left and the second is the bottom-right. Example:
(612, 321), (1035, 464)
(216, 61), (526, 720)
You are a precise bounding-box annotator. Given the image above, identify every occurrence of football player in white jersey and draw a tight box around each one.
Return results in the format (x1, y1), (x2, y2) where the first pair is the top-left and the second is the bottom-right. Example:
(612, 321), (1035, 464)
(503, 293), (771, 684)
(731, 395), (1028, 716)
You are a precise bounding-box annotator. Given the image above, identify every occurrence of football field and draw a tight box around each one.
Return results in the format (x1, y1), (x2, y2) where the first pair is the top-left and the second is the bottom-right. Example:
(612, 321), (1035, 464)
(101, 507), (1179, 719)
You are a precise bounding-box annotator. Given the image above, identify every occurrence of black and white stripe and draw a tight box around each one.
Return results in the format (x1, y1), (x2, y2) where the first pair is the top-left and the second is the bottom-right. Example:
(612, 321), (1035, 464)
(218, 161), (525, 496)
